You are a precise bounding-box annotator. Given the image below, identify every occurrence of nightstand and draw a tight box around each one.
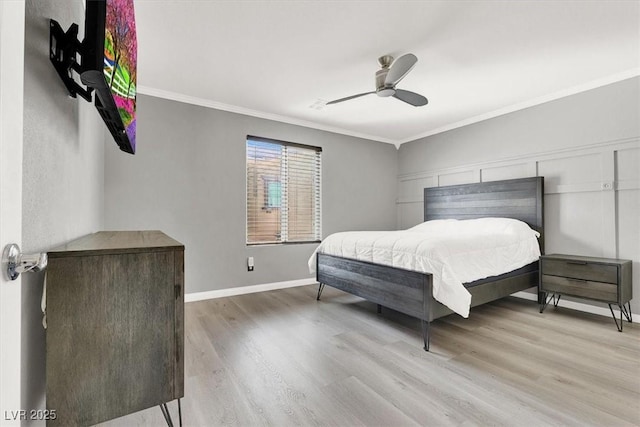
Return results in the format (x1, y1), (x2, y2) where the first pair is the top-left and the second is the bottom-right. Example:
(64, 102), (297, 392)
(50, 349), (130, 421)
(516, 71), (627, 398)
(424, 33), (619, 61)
(539, 254), (633, 331)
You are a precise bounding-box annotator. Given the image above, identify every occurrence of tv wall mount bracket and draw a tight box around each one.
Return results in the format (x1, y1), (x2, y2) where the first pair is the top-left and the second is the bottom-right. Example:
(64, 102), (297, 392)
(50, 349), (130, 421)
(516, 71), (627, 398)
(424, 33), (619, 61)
(49, 19), (94, 102)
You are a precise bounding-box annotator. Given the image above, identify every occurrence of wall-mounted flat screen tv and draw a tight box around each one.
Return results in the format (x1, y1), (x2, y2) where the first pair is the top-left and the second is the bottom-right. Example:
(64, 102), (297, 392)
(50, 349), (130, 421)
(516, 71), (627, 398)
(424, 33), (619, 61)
(50, 0), (137, 154)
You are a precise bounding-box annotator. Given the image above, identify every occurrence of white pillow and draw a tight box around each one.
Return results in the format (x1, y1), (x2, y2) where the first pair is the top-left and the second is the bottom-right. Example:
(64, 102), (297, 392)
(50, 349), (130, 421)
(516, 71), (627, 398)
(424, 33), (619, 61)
(409, 217), (540, 239)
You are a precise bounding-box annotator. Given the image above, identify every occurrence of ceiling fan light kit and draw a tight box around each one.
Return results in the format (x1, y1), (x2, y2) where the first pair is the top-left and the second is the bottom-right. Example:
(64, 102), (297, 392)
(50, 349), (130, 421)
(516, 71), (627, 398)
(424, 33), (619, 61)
(327, 53), (428, 107)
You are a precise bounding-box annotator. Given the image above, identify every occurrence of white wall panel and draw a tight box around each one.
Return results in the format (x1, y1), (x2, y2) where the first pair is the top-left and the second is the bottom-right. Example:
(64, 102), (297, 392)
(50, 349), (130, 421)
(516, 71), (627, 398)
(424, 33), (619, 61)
(616, 147), (640, 187)
(481, 162), (534, 182)
(438, 170), (476, 186)
(419, 175), (438, 189)
(617, 189), (639, 312)
(537, 153), (602, 192)
(398, 175), (435, 202)
(544, 192), (604, 257)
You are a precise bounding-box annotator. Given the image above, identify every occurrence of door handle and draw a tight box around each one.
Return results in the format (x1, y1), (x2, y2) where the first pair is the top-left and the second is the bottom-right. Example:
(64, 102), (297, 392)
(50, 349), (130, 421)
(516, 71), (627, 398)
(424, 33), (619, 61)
(2, 243), (48, 280)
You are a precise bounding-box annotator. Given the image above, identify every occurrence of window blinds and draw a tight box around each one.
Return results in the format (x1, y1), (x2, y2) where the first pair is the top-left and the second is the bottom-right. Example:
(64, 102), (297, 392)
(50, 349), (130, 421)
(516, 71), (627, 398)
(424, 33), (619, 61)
(246, 136), (322, 245)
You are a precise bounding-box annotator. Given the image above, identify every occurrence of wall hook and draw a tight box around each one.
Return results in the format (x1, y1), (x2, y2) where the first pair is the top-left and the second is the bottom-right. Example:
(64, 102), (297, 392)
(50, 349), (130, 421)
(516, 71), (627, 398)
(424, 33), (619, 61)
(2, 243), (48, 281)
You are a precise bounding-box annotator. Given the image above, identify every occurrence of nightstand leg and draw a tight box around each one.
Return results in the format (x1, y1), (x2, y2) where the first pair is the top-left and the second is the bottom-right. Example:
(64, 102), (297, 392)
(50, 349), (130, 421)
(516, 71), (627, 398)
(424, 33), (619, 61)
(540, 292), (559, 313)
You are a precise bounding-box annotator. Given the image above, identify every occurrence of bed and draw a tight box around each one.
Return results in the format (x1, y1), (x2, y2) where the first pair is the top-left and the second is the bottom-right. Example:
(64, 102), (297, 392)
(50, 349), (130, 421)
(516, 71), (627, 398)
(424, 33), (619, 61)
(313, 177), (544, 351)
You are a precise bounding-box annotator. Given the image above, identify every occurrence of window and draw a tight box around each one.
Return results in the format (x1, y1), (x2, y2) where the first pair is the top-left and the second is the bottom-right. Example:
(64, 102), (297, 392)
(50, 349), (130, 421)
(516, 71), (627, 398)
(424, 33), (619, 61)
(246, 136), (321, 244)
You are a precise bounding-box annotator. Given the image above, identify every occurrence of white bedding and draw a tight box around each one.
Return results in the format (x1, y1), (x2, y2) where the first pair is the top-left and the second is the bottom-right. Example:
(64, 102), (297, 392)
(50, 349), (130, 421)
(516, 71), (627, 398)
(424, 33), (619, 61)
(308, 218), (541, 318)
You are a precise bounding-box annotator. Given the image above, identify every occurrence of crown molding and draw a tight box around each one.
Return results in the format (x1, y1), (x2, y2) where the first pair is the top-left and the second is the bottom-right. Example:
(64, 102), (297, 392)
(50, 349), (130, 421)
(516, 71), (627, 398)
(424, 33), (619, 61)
(138, 69), (639, 148)
(397, 68), (640, 145)
(136, 86), (397, 145)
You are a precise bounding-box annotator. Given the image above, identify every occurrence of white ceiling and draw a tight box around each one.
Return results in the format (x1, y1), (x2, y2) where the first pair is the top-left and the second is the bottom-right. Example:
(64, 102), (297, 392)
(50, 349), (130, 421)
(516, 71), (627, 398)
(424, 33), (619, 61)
(134, 0), (640, 146)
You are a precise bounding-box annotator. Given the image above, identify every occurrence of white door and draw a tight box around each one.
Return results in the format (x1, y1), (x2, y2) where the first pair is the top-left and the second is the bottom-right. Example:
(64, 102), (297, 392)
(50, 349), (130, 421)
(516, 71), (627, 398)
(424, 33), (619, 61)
(0, 1), (26, 423)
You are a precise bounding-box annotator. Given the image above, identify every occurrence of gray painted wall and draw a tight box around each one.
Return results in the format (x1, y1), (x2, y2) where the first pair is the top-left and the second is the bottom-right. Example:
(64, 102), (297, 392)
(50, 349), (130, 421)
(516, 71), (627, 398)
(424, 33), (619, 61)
(399, 77), (640, 174)
(21, 0), (105, 421)
(398, 77), (640, 314)
(104, 95), (398, 294)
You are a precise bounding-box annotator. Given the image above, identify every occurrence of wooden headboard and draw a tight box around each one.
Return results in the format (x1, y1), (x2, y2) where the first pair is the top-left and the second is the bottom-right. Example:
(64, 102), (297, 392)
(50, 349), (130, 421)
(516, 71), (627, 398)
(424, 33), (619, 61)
(424, 177), (544, 253)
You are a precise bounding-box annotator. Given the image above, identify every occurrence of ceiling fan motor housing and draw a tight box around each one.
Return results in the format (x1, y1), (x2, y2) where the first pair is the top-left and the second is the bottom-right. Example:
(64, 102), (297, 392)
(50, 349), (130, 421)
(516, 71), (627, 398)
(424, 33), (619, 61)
(375, 68), (395, 97)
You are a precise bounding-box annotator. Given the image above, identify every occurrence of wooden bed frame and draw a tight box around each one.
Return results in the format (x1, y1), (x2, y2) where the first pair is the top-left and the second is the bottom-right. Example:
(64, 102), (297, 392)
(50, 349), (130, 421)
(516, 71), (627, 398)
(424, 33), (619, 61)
(315, 177), (544, 351)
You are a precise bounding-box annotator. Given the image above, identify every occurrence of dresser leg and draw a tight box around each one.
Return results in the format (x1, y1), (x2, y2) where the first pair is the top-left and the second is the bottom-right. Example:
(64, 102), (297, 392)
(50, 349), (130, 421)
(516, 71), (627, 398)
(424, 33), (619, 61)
(159, 399), (182, 427)
(159, 403), (173, 427)
(621, 302), (632, 323)
(608, 304), (624, 332)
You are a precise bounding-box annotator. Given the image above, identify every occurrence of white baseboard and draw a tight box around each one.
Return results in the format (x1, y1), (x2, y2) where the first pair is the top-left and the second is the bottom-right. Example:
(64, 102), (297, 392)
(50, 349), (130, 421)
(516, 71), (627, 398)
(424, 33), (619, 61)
(185, 278), (318, 303)
(186, 283), (636, 318)
(512, 291), (636, 318)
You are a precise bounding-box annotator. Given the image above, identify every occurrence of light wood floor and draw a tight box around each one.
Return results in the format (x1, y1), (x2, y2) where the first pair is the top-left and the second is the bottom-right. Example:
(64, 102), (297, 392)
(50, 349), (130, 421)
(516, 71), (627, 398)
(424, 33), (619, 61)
(100, 284), (640, 426)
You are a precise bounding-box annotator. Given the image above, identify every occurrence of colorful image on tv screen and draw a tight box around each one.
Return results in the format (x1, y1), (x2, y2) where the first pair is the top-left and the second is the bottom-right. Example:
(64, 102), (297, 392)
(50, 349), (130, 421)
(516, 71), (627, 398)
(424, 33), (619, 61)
(104, 0), (137, 151)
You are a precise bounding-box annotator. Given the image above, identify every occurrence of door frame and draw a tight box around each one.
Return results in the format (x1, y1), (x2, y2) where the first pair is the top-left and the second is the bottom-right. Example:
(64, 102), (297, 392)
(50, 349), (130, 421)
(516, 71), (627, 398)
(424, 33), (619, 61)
(0, 0), (26, 422)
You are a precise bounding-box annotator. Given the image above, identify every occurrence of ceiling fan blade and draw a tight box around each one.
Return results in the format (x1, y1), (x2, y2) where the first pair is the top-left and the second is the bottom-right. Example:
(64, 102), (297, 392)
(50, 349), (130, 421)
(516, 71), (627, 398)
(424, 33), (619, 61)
(393, 89), (428, 107)
(327, 91), (376, 105)
(384, 53), (417, 86)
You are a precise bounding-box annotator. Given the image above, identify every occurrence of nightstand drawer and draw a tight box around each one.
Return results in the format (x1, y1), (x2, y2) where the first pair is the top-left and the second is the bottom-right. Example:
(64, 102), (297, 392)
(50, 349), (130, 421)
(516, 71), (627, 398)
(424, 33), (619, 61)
(541, 274), (618, 302)
(542, 259), (617, 283)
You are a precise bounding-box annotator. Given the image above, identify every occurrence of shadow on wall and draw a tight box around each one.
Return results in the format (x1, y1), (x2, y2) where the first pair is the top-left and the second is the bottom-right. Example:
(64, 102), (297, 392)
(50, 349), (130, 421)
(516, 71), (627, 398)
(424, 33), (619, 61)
(21, 272), (46, 426)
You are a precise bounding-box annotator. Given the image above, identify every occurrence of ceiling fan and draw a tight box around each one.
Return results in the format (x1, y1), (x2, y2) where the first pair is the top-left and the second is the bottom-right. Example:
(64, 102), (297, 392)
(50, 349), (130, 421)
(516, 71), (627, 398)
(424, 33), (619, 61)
(327, 53), (428, 107)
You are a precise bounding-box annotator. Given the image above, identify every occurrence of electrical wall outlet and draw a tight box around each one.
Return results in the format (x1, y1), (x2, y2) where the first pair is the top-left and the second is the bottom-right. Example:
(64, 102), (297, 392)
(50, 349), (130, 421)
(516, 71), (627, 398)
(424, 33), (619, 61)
(247, 257), (254, 272)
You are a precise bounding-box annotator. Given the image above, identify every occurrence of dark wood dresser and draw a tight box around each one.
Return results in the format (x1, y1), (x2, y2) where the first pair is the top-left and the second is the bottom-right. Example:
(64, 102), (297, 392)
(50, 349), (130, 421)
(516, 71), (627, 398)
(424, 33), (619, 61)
(539, 253), (632, 331)
(45, 231), (184, 426)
